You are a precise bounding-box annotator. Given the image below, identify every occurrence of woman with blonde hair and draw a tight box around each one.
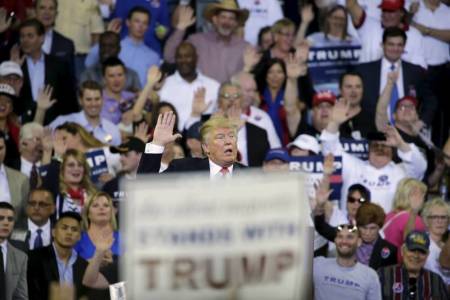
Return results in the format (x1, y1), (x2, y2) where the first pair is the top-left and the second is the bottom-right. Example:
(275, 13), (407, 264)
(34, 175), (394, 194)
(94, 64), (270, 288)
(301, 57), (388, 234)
(422, 198), (450, 285)
(382, 178), (427, 252)
(55, 149), (97, 218)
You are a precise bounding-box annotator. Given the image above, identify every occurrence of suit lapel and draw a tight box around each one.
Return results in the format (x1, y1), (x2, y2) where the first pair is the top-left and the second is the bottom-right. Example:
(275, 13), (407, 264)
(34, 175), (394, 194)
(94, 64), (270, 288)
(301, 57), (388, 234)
(374, 60), (382, 98)
(401, 61), (410, 95)
(5, 167), (20, 208)
(5, 242), (17, 297)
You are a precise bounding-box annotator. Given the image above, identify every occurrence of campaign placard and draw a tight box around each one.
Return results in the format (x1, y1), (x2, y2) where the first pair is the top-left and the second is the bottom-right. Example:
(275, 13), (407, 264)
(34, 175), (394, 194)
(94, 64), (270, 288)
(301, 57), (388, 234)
(123, 172), (312, 300)
(85, 148), (108, 184)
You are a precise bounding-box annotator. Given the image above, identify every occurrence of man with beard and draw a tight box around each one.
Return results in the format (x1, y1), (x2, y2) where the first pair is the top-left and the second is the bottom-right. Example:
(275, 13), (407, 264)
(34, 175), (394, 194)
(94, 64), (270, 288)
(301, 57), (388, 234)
(159, 42), (220, 132)
(164, 1), (251, 83)
(320, 98), (427, 212)
(313, 224), (381, 300)
(27, 212), (90, 300)
(378, 230), (449, 299)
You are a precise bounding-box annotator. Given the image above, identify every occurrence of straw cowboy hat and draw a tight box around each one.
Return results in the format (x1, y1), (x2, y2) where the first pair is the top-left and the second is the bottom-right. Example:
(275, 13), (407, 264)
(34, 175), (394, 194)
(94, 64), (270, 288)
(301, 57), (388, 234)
(203, 0), (249, 26)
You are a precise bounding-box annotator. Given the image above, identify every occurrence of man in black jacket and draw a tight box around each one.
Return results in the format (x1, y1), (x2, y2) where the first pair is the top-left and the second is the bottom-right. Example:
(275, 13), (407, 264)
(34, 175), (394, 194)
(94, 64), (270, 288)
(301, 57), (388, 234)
(138, 111), (245, 177)
(27, 212), (88, 300)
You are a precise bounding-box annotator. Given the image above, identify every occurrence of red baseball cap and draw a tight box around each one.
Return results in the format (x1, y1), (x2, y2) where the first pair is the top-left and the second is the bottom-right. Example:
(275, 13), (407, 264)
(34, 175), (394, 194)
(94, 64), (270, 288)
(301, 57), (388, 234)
(312, 91), (336, 107)
(378, 0), (405, 11)
(395, 96), (418, 110)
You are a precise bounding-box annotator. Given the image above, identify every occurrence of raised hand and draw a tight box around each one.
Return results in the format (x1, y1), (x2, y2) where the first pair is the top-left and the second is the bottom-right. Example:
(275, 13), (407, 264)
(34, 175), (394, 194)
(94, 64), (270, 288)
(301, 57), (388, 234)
(42, 127), (54, 153)
(152, 111), (182, 147)
(10, 44), (25, 66)
(107, 18), (122, 34)
(134, 121), (150, 143)
(409, 186), (424, 213)
(191, 87), (210, 117)
(176, 5), (196, 30)
(146, 65), (162, 87)
(409, 1), (420, 16)
(331, 98), (351, 125)
(295, 40), (310, 63)
(313, 179), (333, 211)
(226, 102), (245, 129)
(387, 70), (399, 86)
(300, 4), (315, 24)
(36, 85), (57, 110)
(243, 46), (262, 71)
(323, 153), (335, 175)
(286, 54), (304, 79)
(53, 129), (68, 156)
(0, 8), (12, 33)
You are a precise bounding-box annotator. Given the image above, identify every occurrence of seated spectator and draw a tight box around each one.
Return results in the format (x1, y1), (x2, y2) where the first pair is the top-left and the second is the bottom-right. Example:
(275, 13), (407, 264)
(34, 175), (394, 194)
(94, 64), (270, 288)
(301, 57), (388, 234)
(257, 26), (274, 52)
(34, 0), (75, 75)
(313, 224), (381, 300)
(158, 42), (220, 132)
(321, 99), (427, 212)
(10, 188), (55, 252)
(54, 149), (97, 218)
(0, 83), (20, 166)
(27, 212), (90, 300)
(110, 0), (170, 55)
(421, 197), (450, 285)
(0, 202), (28, 300)
(0, 131), (29, 213)
(255, 57), (306, 145)
(101, 58), (136, 132)
(103, 137), (145, 204)
(164, 2), (250, 83)
(346, 0), (426, 67)
(231, 72), (281, 149)
(47, 80), (121, 146)
(18, 19), (78, 124)
(382, 178), (427, 251)
(81, 31), (141, 92)
(261, 148), (290, 172)
(354, 27), (437, 127)
(237, 0), (283, 46)
(54, 0), (104, 79)
(378, 230), (449, 299)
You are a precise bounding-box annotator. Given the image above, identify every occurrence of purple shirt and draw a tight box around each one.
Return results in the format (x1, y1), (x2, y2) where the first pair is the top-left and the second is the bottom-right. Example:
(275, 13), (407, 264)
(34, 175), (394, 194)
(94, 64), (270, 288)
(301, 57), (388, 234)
(101, 90), (136, 124)
(357, 238), (377, 266)
(164, 30), (250, 83)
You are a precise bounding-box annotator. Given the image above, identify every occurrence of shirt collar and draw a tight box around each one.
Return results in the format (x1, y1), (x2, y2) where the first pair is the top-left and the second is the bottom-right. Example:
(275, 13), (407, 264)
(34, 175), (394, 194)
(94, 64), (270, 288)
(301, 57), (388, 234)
(0, 240), (7, 252)
(209, 159), (234, 177)
(123, 36), (144, 46)
(52, 242), (78, 265)
(382, 57), (401, 70)
(26, 52), (45, 64)
(0, 164), (5, 175)
(28, 218), (51, 232)
(79, 111), (103, 129)
(174, 70), (202, 84)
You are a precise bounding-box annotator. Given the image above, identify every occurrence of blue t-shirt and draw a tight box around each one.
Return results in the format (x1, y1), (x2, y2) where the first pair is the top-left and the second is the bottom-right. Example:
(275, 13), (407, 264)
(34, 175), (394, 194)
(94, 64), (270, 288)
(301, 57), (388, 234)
(74, 231), (121, 260)
(111, 0), (170, 55)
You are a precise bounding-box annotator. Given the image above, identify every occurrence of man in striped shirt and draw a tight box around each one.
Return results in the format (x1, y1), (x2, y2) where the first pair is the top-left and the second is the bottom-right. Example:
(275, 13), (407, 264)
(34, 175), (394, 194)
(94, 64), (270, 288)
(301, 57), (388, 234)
(378, 230), (448, 299)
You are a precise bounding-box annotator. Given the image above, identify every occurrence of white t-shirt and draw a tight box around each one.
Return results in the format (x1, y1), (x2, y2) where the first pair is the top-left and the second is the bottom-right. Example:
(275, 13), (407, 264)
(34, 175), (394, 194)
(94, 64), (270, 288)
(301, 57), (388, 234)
(159, 71), (220, 132)
(237, 0), (283, 46)
(412, 0), (450, 65)
(313, 257), (382, 300)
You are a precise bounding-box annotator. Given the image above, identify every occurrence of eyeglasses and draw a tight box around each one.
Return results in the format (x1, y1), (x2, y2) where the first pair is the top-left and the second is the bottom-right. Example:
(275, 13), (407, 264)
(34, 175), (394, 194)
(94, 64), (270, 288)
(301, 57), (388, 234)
(427, 215), (449, 221)
(0, 216), (14, 222)
(220, 93), (241, 101)
(27, 201), (52, 209)
(337, 224), (358, 233)
(347, 196), (367, 204)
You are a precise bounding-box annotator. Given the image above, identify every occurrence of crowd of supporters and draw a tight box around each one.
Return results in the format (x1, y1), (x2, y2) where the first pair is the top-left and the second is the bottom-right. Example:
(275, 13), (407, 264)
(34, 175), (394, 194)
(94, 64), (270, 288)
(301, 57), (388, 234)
(0, 0), (450, 299)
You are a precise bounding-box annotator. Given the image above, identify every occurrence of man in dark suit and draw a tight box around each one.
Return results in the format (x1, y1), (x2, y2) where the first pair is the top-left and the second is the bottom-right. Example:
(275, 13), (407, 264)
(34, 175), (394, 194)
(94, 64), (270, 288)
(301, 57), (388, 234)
(27, 211), (88, 300)
(354, 27), (437, 128)
(10, 188), (55, 253)
(138, 111), (245, 177)
(0, 202), (28, 300)
(17, 19), (78, 124)
(34, 0), (75, 74)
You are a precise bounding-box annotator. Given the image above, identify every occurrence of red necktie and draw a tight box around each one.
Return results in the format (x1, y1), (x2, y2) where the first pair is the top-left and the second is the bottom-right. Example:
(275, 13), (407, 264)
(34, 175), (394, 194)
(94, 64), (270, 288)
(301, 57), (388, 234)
(220, 167), (229, 176)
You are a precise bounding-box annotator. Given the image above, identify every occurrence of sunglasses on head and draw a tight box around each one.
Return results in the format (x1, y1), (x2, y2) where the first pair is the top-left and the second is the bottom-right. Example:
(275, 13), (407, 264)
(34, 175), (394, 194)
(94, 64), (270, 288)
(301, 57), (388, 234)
(347, 196), (367, 204)
(337, 224), (358, 233)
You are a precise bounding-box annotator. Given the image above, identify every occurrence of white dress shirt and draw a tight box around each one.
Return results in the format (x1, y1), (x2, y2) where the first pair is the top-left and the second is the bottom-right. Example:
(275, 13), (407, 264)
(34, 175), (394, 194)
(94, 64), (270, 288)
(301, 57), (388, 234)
(0, 241), (7, 271)
(28, 219), (51, 250)
(413, 0), (450, 65)
(159, 71), (220, 132)
(20, 156), (40, 178)
(26, 53), (45, 101)
(0, 164), (11, 203)
(42, 29), (54, 54)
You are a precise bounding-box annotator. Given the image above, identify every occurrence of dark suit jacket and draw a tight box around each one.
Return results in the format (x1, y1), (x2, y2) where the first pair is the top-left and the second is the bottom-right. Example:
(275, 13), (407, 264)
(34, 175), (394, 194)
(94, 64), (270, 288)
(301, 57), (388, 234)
(138, 152), (245, 174)
(50, 31), (75, 77)
(354, 59), (437, 126)
(27, 245), (88, 300)
(314, 214), (397, 270)
(246, 122), (270, 167)
(19, 54), (78, 124)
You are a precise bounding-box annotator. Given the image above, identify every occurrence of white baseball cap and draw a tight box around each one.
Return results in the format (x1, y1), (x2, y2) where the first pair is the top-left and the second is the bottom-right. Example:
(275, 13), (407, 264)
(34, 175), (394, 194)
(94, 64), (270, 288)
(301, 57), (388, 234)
(0, 61), (23, 78)
(287, 134), (320, 155)
(0, 83), (17, 99)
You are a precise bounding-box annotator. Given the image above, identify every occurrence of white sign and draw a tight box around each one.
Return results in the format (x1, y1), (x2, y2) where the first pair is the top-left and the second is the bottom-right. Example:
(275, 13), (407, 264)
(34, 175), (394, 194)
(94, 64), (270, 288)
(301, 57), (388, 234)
(123, 171), (312, 300)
